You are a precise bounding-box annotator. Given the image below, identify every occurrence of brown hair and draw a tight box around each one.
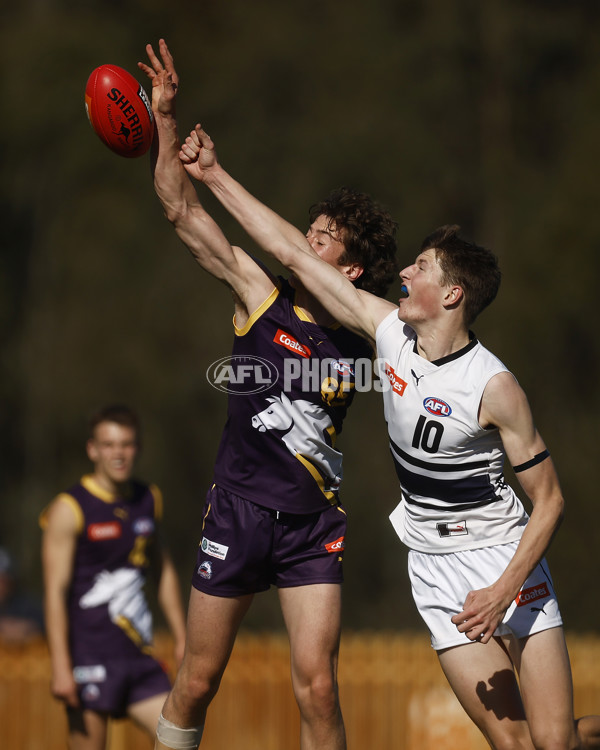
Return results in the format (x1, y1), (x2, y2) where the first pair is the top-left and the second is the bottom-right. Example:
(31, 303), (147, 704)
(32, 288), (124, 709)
(420, 225), (501, 326)
(309, 187), (398, 297)
(88, 404), (140, 441)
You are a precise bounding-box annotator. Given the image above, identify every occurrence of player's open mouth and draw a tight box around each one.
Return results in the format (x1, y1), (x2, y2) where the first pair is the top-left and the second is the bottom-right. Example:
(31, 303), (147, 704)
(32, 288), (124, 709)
(399, 284), (409, 299)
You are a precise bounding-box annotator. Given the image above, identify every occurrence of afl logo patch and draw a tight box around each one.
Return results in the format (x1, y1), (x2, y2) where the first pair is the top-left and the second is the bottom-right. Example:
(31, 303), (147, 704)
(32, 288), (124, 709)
(423, 397), (452, 417)
(133, 517), (154, 536)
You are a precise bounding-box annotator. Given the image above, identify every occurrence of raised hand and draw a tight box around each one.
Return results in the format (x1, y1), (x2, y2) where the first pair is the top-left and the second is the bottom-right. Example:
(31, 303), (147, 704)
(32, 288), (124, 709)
(138, 38), (179, 116)
(179, 124), (219, 182)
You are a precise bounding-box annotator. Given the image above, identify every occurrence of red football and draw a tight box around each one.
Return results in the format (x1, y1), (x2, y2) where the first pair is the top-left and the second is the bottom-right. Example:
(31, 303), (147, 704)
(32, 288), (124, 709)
(85, 64), (154, 158)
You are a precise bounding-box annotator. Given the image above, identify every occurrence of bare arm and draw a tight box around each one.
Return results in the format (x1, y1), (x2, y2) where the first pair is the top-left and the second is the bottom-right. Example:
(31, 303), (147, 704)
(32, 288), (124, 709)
(180, 125), (396, 344)
(452, 372), (565, 642)
(41, 498), (80, 708)
(138, 40), (275, 324)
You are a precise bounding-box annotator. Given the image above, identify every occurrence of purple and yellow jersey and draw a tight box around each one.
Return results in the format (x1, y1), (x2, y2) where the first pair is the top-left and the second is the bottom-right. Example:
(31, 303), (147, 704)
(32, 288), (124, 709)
(212, 279), (372, 513)
(40, 475), (162, 662)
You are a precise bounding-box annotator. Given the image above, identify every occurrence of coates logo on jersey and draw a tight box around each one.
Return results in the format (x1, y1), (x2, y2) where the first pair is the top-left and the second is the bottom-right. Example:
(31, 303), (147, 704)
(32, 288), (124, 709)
(423, 397), (452, 417)
(274, 329), (311, 358)
(88, 521), (121, 541)
(206, 355), (279, 395)
(515, 582), (549, 607)
(324, 536), (345, 554)
(383, 363), (407, 396)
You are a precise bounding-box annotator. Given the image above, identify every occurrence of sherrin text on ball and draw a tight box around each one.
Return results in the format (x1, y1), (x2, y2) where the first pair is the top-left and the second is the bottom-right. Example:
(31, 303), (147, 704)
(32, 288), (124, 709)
(85, 64), (154, 157)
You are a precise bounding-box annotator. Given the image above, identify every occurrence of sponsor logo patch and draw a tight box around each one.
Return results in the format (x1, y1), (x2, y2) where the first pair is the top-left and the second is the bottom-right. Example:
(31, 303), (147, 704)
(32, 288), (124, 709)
(201, 537), (229, 561)
(81, 684), (101, 702)
(197, 561), (213, 580)
(383, 363), (407, 396)
(331, 359), (355, 377)
(424, 397), (452, 417)
(133, 517), (154, 536)
(87, 522), (121, 541)
(436, 521), (468, 538)
(274, 329), (311, 358)
(515, 581), (549, 607)
(325, 536), (345, 554)
(73, 665), (107, 684)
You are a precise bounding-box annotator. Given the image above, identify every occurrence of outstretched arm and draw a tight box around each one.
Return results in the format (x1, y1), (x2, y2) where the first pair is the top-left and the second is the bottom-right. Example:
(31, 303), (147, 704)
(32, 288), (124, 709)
(138, 40), (275, 323)
(180, 125), (396, 343)
(451, 372), (565, 643)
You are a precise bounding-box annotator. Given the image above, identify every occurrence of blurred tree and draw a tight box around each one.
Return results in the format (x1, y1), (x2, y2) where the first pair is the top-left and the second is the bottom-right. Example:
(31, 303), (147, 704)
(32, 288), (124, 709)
(1, 0), (599, 630)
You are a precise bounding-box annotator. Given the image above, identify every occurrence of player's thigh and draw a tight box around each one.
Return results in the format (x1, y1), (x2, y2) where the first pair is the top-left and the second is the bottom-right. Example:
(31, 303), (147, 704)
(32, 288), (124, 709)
(279, 583), (342, 679)
(67, 708), (109, 750)
(127, 692), (168, 736)
(513, 627), (577, 748)
(437, 639), (533, 748)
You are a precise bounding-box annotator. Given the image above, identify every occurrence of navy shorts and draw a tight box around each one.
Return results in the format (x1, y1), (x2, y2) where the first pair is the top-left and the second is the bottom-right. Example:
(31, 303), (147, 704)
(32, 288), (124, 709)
(191, 485), (347, 597)
(72, 651), (171, 718)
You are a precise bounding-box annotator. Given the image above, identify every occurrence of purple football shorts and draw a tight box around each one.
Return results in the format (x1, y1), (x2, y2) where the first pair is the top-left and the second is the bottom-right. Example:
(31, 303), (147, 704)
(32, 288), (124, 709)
(72, 651), (171, 717)
(191, 484), (347, 596)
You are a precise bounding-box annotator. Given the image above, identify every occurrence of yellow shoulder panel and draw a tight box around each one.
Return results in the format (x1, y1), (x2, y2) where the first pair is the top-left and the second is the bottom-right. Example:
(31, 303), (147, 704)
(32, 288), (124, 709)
(234, 284), (280, 337)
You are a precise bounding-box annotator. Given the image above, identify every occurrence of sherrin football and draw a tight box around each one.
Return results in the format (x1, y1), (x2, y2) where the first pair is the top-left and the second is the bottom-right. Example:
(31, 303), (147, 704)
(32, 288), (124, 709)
(85, 64), (154, 158)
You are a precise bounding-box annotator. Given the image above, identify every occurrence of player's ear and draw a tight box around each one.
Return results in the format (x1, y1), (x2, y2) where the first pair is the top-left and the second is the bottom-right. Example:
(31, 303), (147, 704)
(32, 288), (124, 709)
(86, 438), (98, 463)
(344, 263), (364, 283)
(443, 285), (463, 308)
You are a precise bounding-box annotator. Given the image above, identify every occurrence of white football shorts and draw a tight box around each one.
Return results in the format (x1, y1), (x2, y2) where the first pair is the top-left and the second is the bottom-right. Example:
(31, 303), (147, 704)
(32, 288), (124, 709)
(408, 541), (563, 651)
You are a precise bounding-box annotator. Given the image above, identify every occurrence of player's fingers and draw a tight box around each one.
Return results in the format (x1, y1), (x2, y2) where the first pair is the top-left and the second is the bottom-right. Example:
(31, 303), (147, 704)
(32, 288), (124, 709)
(68, 692), (80, 708)
(187, 128), (202, 149)
(453, 611), (484, 634)
(180, 142), (199, 161)
(145, 43), (164, 74)
(137, 62), (155, 79)
(159, 38), (175, 69)
(451, 610), (473, 626)
(158, 38), (180, 86)
(194, 124), (214, 148)
(184, 132), (200, 149)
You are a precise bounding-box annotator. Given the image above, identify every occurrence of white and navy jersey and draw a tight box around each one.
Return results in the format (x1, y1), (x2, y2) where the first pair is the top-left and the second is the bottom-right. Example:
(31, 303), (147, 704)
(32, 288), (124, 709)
(376, 309), (529, 553)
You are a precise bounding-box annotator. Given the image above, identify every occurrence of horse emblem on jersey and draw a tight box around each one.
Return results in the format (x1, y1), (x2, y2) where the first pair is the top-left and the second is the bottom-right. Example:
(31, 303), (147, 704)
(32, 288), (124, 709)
(251, 393), (342, 495)
(79, 567), (152, 645)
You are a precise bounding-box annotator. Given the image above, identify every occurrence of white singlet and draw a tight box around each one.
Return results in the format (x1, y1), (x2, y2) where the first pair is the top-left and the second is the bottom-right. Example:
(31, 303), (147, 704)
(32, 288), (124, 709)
(376, 310), (529, 554)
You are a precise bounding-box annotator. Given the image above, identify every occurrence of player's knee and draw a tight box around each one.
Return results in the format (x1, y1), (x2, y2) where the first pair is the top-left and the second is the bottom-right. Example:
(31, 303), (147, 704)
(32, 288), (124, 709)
(156, 713), (204, 750)
(175, 662), (220, 706)
(296, 671), (339, 717)
(529, 721), (577, 750)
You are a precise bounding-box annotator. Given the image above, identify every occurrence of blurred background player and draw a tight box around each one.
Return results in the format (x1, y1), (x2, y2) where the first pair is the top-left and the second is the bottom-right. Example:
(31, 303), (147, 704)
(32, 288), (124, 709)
(0, 545), (44, 644)
(138, 40), (397, 750)
(40, 404), (186, 750)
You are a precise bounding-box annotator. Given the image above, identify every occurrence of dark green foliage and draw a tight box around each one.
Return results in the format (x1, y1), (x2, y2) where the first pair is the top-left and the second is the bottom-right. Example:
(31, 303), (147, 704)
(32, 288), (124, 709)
(1, 0), (599, 630)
